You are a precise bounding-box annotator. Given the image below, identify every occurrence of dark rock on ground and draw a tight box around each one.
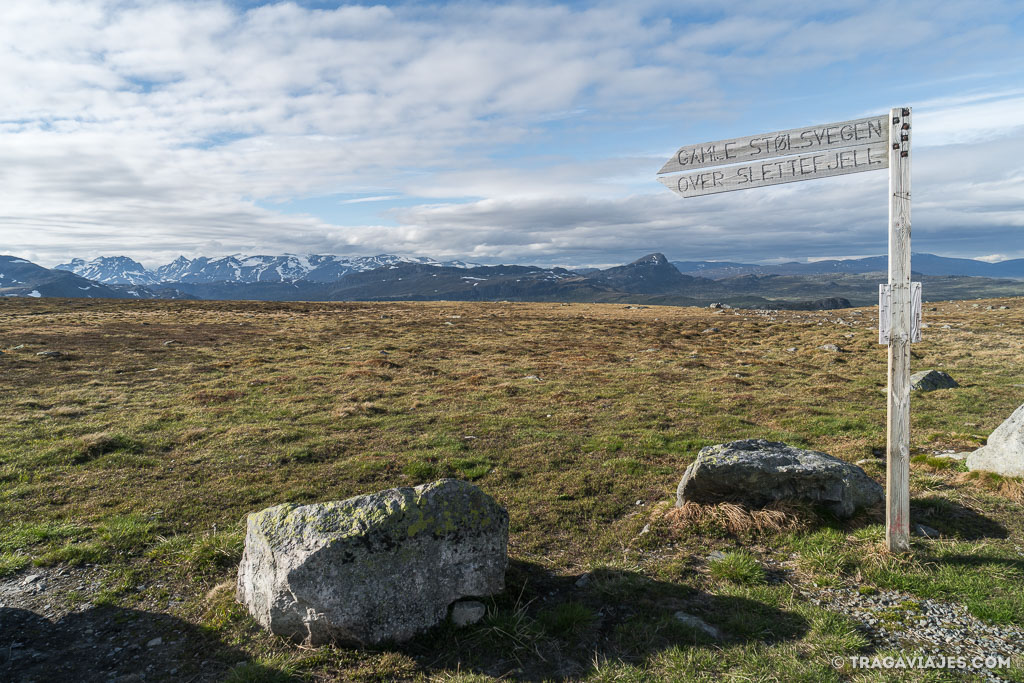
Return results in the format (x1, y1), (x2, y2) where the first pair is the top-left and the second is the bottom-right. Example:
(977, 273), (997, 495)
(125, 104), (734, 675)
(676, 439), (883, 518)
(909, 370), (959, 392)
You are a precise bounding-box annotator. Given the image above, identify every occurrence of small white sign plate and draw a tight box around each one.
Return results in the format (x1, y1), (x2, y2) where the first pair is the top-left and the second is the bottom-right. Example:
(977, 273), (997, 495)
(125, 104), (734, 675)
(879, 282), (922, 344)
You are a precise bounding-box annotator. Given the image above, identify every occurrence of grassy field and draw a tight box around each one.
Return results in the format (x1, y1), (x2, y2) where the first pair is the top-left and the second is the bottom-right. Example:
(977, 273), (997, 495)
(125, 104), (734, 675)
(1, 297), (1023, 681)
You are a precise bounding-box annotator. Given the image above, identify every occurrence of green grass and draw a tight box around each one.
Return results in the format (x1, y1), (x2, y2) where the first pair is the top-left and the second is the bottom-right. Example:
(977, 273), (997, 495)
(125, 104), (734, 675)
(1, 297), (1023, 680)
(0, 551), (30, 577)
(708, 550), (766, 585)
(537, 601), (596, 639)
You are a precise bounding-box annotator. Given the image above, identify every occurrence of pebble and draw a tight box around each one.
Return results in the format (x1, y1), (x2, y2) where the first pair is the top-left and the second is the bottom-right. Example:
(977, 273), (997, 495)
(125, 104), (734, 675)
(674, 612), (722, 639)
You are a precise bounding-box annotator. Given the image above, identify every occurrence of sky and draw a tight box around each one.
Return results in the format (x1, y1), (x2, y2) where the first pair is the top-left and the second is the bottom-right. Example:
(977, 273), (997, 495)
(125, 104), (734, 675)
(1, 0), (1023, 269)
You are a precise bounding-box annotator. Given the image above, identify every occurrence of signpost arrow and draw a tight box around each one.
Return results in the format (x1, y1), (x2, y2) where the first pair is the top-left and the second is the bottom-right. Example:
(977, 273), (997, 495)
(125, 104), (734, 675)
(658, 141), (888, 198)
(657, 114), (888, 175)
(658, 108), (914, 553)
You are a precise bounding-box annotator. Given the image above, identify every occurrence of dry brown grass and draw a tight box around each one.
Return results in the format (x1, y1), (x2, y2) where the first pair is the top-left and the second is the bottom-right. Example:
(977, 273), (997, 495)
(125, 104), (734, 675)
(2, 296), (1023, 680)
(662, 500), (809, 535)
(958, 471), (1024, 504)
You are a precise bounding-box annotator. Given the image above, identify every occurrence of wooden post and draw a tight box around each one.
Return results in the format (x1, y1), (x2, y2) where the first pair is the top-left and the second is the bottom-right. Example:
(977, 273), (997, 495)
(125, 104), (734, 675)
(886, 106), (911, 552)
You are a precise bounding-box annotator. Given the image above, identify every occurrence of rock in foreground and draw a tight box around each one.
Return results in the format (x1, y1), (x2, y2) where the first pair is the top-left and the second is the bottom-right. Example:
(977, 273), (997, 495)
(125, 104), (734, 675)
(236, 479), (508, 646)
(967, 403), (1024, 477)
(676, 439), (883, 518)
(909, 370), (959, 392)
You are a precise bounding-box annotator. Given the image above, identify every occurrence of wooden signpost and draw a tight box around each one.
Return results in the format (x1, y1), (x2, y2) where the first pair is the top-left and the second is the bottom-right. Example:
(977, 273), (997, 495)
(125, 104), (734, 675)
(658, 108), (916, 552)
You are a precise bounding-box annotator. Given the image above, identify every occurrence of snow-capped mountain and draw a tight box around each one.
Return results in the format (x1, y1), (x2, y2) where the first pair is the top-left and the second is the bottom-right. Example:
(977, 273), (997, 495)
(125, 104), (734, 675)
(55, 256), (159, 285)
(59, 253), (482, 285)
(1, 255), (189, 299)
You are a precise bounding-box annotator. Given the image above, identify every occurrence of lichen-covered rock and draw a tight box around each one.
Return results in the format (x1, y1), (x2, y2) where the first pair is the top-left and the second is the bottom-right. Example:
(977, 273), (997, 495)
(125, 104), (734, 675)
(676, 439), (883, 518)
(236, 479), (508, 646)
(910, 370), (959, 392)
(967, 403), (1024, 477)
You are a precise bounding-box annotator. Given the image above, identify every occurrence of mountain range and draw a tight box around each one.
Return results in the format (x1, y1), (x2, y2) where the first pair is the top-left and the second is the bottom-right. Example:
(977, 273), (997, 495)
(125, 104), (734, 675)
(53, 251), (1024, 287)
(671, 254), (1024, 280)
(55, 254), (481, 286)
(0, 255), (192, 300)
(3, 251), (1023, 309)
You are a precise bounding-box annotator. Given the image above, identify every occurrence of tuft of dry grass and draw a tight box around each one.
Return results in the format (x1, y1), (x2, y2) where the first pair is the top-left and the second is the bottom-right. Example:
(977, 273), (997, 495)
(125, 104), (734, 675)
(662, 500), (809, 535)
(959, 471), (1024, 504)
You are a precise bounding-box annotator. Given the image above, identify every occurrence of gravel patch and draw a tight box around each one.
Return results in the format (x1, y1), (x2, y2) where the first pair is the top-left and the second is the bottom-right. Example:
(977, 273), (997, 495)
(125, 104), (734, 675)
(802, 585), (1024, 682)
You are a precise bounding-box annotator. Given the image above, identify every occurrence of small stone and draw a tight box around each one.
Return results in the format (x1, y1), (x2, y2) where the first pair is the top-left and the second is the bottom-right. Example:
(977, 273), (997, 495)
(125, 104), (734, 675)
(819, 344), (841, 352)
(702, 327), (719, 333)
(35, 350), (62, 357)
(909, 370), (958, 392)
(932, 452), (969, 461)
(145, 637), (162, 648)
(450, 600), (486, 627)
(162, 340), (178, 346)
(574, 573), (591, 589)
(674, 612), (721, 639)
(913, 524), (940, 539)
(786, 347), (797, 352)
(707, 550), (726, 561)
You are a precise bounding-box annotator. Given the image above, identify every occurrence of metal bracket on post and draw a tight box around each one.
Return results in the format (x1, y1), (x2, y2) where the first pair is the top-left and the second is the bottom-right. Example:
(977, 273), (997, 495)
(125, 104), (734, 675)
(878, 282), (921, 344)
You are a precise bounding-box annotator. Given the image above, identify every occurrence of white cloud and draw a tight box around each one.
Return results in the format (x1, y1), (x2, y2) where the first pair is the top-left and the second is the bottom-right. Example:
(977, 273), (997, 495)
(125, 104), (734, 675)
(0, 0), (1022, 268)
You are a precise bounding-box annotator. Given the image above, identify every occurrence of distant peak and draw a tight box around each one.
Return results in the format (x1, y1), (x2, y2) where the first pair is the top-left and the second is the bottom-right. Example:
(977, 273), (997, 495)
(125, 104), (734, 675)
(630, 253), (668, 266)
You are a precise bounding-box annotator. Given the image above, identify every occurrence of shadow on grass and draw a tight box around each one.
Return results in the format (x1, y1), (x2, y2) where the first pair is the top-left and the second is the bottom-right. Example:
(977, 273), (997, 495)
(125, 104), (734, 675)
(0, 604), (281, 683)
(911, 495), (1008, 539)
(400, 559), (810, 681)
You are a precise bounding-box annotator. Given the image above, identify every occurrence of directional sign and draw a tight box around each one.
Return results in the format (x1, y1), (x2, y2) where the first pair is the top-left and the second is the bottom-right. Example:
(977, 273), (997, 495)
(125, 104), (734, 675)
(657, 114), (888, 175)
(658, 107), (915, 553)
(658, 141), (888, 198)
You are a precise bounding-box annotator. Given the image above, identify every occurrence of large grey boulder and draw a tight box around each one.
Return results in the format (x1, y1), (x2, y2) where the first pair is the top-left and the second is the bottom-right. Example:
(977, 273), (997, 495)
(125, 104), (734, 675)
(676, 439), (883, 518)
(236, 479), (508, 646)
(910, 370), (959, 392)
(967, 403), (1024, 477)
